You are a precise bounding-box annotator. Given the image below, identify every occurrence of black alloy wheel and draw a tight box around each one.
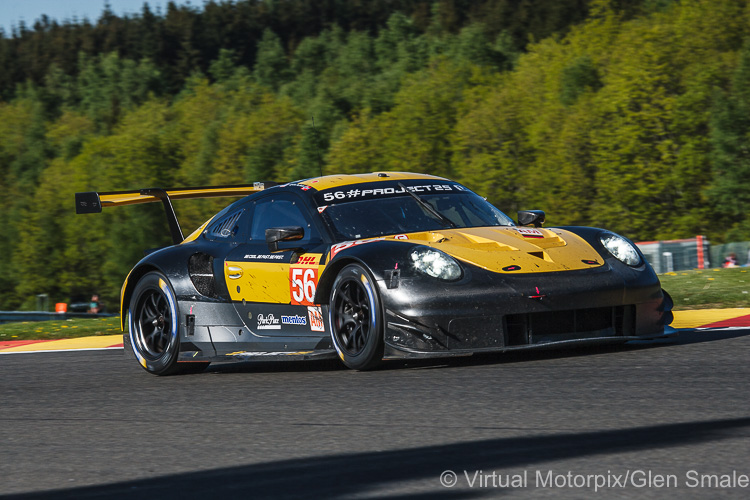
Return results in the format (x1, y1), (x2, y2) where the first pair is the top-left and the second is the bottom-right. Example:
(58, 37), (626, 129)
(137, 290), (173, 358)
(129, 272), (206, 375)
(329, 264), (384, 370)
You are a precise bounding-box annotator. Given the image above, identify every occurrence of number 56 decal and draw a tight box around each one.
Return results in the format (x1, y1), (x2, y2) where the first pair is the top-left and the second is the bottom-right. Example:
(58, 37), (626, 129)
(290, 267), (318, 305)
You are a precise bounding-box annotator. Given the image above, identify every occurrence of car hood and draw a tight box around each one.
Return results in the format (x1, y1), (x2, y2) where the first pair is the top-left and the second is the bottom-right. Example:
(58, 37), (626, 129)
(386, 227), (605, 274)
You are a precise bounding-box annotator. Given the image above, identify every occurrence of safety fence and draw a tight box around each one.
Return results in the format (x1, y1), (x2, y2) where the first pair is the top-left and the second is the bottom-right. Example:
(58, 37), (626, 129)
(636, 237), (750, 273)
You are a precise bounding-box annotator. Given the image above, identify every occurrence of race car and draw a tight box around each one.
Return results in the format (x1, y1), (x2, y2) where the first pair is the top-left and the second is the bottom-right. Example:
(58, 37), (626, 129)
(75, 172), (673, 375)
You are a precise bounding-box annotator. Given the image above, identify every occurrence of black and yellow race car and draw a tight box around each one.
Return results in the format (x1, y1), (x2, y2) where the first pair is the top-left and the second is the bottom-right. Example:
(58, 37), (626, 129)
(76, 172), (674, 375)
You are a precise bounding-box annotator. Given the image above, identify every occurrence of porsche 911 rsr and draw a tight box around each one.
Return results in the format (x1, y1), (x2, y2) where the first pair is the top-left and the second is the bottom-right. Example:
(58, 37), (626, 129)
(75, 172), (673, 374)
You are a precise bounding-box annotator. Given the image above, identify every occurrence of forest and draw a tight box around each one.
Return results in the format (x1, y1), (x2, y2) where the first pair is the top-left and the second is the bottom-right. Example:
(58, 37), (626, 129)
(1, 0), (749, 310)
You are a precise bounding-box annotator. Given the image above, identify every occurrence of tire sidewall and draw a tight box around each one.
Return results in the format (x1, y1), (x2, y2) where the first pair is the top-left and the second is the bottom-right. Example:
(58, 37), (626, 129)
(329, 264), (384, 370)
(129, 272), (180, 375)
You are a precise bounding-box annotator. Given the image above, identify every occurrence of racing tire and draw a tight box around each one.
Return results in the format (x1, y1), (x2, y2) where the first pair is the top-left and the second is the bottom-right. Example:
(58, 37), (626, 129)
(329, 264), (384, 370)
(129, 272), (207, 375)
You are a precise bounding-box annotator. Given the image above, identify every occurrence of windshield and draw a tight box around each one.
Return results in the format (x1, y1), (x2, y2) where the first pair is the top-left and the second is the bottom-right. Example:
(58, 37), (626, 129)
(319, 191), (515, 241)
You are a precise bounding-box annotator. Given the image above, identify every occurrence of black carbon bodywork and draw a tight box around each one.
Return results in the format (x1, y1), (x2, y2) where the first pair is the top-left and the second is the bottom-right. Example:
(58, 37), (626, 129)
(122, 238), (338, 364)
(320, 231), (672, 359)
(110, 176), (673, 371)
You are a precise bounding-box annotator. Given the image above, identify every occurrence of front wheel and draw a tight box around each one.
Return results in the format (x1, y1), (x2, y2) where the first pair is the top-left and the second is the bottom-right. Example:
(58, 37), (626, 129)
(329, 264), (384, 370)
(129, 272), (205, 375)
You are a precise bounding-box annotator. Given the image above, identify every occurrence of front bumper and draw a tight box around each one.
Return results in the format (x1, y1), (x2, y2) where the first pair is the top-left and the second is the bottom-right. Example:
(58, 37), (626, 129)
(378, 263), (672, 357)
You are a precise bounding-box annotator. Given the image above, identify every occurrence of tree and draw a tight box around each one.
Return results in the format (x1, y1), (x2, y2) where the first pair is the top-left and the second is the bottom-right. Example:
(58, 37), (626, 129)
(0, 99), (36, 308)
(254, 28), (290, 90)
(707, 39), (750, 240)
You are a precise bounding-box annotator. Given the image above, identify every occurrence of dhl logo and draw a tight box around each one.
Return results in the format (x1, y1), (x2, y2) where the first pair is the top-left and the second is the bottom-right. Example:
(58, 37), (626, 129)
(297, 256), (318, 266)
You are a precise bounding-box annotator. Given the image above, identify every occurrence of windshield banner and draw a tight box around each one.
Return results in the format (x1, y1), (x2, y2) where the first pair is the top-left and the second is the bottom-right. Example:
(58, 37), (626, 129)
(315, 180), (467, 204)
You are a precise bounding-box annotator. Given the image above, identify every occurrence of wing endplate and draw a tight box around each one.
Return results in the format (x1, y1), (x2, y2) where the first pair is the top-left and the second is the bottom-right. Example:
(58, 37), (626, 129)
(75, 192), (103, 214)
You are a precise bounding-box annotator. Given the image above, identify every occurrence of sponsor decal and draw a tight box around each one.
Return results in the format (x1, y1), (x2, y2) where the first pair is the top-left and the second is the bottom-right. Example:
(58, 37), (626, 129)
(307, 306), (325, 332)
(281, 315), (307, 326)
(527, 286), (547, 300)
(330, 238), (386, 259)
(317, 205), (328, 213)
(393, 234), (409, 240)
(301, 185), (312, 191)
(257, 313), (281, 330)
(516, 228), (544, 238)
(290, 267), (318, 305)
(226, 351), (314, 357)
(321, 183), (463, 202)
(244, 254), (285, 260)
(296, 255), (318, 265)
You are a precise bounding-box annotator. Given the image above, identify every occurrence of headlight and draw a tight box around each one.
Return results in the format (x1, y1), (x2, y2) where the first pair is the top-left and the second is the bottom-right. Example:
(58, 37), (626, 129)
(599, 232), (642, 266)
(409, 247), (462, 280)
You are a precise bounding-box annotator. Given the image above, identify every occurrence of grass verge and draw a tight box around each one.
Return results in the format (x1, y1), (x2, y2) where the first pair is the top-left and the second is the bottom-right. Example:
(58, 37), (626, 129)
(0, 316), (121, 342)
(660, 267), (750, 310)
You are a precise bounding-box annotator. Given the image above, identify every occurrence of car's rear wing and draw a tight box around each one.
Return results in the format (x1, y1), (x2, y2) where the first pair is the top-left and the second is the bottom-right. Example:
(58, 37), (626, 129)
(75, 183), (275, 244)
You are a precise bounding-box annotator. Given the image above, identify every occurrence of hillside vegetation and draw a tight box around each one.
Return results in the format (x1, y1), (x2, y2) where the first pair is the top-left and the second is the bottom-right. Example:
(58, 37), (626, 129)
(1, 0), (750, 309)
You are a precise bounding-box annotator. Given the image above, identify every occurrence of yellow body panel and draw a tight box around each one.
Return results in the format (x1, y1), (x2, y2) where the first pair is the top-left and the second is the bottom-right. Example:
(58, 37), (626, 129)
(99, 185), (266, 208)
(120, 273), (130, 331)
(383, 227), (603, 273)
(182, 217), (214, 244)
(225, 254), (326, 304)
(299, 172), (444, 191)
(297, 173), (601, 274)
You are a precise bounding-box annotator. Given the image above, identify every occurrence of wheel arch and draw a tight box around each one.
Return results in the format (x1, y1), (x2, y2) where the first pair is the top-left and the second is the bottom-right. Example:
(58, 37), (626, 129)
(315, 256), (374, 305)
(120, 244), (219, 330)
(328, 261), (385, 370)
(120, 264), (161, 331)
(315, 240), (411, 305)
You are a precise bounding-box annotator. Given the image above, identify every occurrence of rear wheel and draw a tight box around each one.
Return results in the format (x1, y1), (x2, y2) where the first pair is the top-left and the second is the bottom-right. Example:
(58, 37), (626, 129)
(329, 264), (384, 370)
(129, 272), (207, 375)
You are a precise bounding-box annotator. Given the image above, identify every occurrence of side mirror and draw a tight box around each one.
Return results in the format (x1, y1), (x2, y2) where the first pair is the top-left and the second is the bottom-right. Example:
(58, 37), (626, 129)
(517, 210), (546, 228)
(265, 226), (304, 252)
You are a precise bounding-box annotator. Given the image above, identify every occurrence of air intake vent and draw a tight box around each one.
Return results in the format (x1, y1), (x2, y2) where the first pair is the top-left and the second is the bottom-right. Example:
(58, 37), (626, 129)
(188, 253), (218, 298)
(504, 305), (633, 346)
(207, 209), (243, 239)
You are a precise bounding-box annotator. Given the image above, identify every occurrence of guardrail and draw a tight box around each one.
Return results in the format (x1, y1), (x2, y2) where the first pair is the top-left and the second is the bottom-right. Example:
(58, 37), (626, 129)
(0, 311), (116, 325)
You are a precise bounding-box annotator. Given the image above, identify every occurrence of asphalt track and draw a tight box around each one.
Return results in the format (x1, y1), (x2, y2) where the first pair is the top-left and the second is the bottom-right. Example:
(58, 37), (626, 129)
(1, 314), (749, 498)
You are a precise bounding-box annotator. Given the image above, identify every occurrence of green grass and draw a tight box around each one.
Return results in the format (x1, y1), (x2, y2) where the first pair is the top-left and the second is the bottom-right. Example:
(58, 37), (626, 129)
(0, 316), (122, 342)
(1, 269), (748, 341)
(660, 267), (750, 310)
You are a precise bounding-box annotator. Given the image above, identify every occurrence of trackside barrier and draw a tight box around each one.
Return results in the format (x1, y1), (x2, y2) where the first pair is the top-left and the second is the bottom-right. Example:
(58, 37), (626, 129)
(637, 236), (710, 273)
(637, 237), (750, 272)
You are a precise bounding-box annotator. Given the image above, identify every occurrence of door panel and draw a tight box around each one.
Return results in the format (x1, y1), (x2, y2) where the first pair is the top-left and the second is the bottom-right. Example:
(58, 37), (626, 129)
(224, 249), (328, 337)
(223, 193), (329, 337)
